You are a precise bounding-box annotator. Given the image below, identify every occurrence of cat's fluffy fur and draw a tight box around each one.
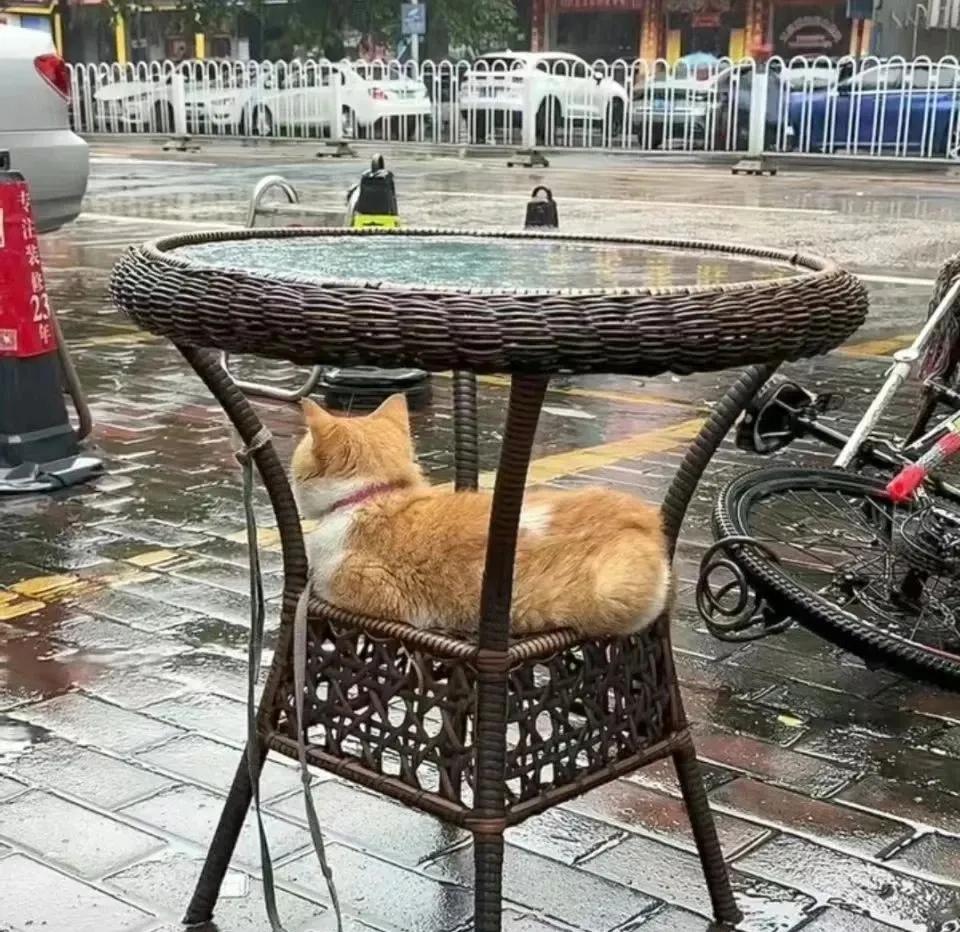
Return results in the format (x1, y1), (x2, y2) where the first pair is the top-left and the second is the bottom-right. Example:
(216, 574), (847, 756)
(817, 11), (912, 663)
(292, 394), (671, 637)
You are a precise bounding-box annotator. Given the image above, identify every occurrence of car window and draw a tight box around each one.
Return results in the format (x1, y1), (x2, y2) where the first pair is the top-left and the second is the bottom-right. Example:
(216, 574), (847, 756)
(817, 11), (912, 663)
(851, 65), (905, 91)
(931, 64), (960, 88)
(478, 56), (521, 72)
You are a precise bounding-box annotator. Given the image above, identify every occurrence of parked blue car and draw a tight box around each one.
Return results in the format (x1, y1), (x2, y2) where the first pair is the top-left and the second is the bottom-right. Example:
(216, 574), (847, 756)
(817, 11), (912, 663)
(786, 62), (960, 157)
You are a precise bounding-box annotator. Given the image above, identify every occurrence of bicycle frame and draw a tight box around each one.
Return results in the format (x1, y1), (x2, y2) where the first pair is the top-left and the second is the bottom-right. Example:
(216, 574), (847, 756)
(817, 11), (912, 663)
(833, 277), (960, 469)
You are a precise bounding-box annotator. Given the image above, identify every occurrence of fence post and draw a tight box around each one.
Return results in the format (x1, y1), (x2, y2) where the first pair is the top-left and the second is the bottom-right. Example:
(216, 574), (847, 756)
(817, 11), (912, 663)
(318, 62), (357, 159)
(731, 63), (777, 176)
(507, 73), (549, 168)
(162, 72), (199, 152)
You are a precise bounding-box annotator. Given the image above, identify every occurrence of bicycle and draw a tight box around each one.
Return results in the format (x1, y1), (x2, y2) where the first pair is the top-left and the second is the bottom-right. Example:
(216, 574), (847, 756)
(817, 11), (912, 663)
(690, 252), (960, 688)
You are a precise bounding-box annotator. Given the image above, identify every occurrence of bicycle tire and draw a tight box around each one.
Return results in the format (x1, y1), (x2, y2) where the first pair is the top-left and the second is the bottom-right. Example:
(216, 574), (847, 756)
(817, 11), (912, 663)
(714, 466), (960, 688)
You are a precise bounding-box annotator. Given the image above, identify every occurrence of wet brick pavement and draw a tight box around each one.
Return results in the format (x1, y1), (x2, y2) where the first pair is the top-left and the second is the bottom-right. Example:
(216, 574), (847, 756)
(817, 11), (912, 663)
(1, 144), (960, 932)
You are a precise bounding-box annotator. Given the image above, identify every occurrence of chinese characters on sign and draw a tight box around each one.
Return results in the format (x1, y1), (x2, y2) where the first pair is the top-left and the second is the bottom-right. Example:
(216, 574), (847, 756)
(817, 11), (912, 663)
(0, 178), (57, 358)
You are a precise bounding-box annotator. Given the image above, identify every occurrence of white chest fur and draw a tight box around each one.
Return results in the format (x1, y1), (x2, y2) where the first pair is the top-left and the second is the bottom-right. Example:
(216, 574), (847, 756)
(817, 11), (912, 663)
(295, 477), (369, 600)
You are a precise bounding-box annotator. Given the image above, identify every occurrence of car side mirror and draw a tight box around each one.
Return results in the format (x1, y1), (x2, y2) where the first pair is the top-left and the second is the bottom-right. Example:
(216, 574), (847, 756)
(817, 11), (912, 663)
(593, 70), (604, 83)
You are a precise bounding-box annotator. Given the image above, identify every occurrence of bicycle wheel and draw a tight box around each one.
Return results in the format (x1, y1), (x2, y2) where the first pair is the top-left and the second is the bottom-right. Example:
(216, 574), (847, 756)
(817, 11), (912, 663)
(714, 466), (960, 687)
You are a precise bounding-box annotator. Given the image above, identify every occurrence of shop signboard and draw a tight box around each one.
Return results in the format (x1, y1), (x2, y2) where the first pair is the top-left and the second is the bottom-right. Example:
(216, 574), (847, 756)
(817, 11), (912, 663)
(555, 0), (644, 10)
(774, 2), (850, 56)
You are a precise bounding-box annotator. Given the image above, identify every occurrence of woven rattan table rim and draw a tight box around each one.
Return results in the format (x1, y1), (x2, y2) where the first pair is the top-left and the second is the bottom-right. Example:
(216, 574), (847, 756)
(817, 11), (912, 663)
(138, 226), (837, 298)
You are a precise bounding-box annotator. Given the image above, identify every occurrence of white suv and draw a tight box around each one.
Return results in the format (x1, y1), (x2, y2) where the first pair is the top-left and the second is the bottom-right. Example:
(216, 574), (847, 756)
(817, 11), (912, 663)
(460, 51), (628, 144)
(0, 25), (88, 230)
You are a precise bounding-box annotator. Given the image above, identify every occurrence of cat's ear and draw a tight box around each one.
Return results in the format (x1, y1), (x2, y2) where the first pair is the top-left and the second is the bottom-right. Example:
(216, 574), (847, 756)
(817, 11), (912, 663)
(373, 393), (410, 432)
(301, 398), (341, 447)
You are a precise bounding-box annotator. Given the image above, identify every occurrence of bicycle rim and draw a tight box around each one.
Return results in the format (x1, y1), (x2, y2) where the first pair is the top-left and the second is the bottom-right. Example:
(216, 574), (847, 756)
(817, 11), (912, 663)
(714, 466), (960, 688)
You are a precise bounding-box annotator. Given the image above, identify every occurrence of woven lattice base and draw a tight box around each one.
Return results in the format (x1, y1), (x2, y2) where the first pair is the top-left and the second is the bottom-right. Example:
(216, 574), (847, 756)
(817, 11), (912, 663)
(267, 613), (677, 827)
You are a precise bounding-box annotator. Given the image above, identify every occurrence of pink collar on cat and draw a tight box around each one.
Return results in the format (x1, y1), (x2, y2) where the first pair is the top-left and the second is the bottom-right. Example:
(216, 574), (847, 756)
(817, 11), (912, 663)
(320, 481), (405, 518)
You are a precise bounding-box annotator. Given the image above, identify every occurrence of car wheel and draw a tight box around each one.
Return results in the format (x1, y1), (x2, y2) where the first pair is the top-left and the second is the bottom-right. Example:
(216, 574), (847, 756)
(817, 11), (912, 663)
(536, 99), (562, 146)
(946, 127), (960, 161)
(153, 100), (174, 134)
(605, 99), (625, 140)
(249, 104), (274, 138)
(470, 111), (488, 144)
(388, 115), (420, 140)
(638, 123), (664, 150)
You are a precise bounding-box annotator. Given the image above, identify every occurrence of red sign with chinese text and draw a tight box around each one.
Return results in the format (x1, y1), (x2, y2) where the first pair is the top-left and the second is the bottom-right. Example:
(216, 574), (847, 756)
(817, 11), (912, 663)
(0, 176), (57, 359)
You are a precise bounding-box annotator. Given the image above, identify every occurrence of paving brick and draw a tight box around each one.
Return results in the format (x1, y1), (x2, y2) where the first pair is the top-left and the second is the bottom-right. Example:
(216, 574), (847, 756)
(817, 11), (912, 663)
(633, 905), (723, 931)
(75, 587), (203, 632)
(83, 667), (186, 710)
(281, 843), (475, 932)
(505, 806), (625, 864)
(930, 726), (960, 757)
(890, 833), (960, 885)
(159, 650), (259, 701)
(7, 736), (172, 809)
(796, 730), (960, 797)
(0, 774), (26, 800)
(119, 784), (307, 870)
(890, 685), (960, 725)
(755, 684), (942, 745)
(54, 613), (162, 653)
(141, 692), (248, 746)
(565, 779), (766, 858)
(105, 851), (345, 932)
(837, 775), (960, 836)
(270, 780), (465, 865)
(728, 644), (897, 699)
(136, 734), (312, 801)
(0, 789), (166, 879)
(682, 687), (809, 747)
(502, 910), (573, 932)
(97, 518), (211, 549)
(10, 693), (185, 754)
(735, 834), (960, 931)
(797, 907), (902, 931)
(425, 841), (657, 930)
(628, 757), (737, 798)
(1, 853), (153, 932)
(710, 778), (912, 858)
(693, 732), (855, 798)
(120, 577), (253, 626)
(581, 833), (816, 932)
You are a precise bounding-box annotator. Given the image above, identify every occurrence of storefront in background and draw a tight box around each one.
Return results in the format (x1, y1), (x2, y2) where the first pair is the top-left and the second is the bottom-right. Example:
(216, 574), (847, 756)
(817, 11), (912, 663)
(0, 1), (59, 50)
(535, 0), (645, 59)
(772, 0), (852, 57)
(663, 0), (747, 60)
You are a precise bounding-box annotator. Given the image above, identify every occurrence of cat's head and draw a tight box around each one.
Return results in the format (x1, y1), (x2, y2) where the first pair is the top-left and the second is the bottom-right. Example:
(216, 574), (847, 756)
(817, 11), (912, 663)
(291, 394), (422, 517)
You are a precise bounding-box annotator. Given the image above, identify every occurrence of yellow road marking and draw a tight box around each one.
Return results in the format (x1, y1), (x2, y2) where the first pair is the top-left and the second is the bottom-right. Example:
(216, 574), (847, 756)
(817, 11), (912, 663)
(0, 594), (46, 621)
(838, 334), (916, 358)
(9, 574), (85, 599)
(125, 549), (182, 568)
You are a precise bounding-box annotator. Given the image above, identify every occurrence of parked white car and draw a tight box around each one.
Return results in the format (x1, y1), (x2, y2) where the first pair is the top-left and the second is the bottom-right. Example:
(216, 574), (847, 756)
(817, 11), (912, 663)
(92, 77), (174, 132)
(0, 25), (88, 231)
(183, 61), (432, 138)
(460, 51), (628, 144)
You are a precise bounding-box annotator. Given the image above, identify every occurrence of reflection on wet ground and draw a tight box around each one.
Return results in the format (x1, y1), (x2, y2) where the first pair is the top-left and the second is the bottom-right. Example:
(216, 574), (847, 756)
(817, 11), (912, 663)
(0, 145), (959, 932)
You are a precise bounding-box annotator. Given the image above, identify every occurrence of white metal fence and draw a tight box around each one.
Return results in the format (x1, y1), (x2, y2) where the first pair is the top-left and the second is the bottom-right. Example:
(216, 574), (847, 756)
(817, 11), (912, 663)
(67, 54), (960, 160)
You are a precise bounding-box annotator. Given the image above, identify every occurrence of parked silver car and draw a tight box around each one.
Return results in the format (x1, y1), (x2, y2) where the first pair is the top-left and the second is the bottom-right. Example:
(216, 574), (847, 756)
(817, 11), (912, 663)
(0, 25), (89, 231)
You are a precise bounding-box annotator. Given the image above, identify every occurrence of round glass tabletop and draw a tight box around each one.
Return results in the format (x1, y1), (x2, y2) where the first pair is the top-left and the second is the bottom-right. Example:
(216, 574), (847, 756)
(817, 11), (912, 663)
(176, 233), (795, 292)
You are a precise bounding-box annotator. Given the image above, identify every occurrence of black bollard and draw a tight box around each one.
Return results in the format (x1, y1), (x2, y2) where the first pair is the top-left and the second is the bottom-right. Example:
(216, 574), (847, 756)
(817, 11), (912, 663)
(524, 186), (559, 229)
(324, 155), (431, 411)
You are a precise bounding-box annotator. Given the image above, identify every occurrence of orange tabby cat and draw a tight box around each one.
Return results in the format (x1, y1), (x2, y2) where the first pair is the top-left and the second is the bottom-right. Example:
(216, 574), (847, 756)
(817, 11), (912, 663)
(291, 394), (671, 637)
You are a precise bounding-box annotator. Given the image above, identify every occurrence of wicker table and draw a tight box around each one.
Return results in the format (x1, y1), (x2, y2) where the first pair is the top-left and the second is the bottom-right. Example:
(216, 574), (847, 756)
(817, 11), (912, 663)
(111, 228), (869, 932)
